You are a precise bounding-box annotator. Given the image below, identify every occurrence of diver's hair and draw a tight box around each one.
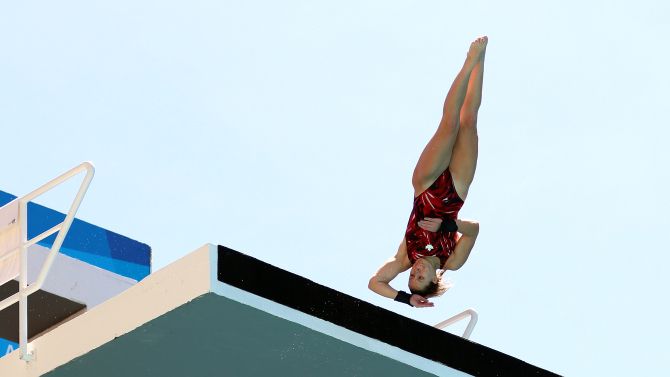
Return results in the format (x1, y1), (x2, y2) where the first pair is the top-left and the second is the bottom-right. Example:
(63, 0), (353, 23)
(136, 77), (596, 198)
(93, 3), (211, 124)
(409, 270), (453, 299)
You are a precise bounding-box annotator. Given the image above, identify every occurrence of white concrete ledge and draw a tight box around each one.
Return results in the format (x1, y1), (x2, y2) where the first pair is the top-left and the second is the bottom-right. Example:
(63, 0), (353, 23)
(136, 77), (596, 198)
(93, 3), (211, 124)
(0, 244), (211, 376)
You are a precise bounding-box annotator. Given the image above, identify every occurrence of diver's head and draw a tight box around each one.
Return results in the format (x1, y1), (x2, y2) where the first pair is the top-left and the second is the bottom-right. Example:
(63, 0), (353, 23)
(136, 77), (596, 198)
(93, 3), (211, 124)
(408, 257), (452, 298)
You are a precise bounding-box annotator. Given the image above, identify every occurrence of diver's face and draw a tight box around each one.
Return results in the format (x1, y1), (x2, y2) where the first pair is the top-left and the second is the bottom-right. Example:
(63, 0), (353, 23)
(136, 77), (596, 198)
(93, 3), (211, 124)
(408, 258), (437, 291)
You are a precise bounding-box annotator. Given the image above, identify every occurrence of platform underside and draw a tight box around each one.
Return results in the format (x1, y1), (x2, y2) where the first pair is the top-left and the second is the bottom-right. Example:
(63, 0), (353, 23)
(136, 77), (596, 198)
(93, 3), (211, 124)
(44, 292), (436, 377)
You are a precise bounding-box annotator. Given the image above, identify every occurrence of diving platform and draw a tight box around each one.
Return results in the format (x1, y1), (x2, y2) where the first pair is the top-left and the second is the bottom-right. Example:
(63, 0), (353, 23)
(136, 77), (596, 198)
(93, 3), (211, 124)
(0, 244), (560, 377)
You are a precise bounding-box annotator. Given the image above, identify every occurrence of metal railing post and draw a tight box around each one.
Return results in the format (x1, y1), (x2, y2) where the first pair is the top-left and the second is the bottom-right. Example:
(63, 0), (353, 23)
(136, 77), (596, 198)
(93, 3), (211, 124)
(0, 162), (95, 361)
(18, 200), (29, 360)
(433, 308), (478, 340)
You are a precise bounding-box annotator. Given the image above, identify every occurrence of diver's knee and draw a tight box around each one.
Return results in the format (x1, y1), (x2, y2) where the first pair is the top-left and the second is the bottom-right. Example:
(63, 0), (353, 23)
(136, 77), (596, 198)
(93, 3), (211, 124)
(460, 113), (478, 129)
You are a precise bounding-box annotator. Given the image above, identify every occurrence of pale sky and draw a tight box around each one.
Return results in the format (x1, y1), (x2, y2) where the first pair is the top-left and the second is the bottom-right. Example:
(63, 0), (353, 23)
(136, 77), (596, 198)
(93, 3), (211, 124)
(1, 1), (669, 376)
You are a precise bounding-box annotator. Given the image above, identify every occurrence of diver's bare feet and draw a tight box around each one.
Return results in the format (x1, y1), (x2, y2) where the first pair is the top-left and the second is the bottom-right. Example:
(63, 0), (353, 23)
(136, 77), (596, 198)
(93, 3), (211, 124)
(466, 36), (488, 66)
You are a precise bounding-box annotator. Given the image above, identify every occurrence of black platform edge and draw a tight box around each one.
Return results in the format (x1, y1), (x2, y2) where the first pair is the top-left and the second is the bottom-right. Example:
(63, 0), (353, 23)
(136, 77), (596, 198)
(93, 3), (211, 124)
(217, 245), (560, 377)
(0, 280), (86, 343)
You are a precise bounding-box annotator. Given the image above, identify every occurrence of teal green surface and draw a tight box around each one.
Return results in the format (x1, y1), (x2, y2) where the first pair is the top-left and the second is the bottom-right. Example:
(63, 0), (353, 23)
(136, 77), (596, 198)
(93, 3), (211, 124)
(44, 293), (439, 377)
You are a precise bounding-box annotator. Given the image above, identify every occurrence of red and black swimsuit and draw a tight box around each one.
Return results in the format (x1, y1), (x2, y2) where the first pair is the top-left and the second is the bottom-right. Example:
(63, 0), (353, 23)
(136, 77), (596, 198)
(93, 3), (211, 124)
(405, 168), (464, 268)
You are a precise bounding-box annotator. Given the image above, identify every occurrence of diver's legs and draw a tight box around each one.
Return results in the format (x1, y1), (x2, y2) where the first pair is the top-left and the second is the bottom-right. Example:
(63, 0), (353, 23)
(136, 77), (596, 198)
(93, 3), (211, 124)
(412, 37), (488, 196)
(450, 37), (487, 200)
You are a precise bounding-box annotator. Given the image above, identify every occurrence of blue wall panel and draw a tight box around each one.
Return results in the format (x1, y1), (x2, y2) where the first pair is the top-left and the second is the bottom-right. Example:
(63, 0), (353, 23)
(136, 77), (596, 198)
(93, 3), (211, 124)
(0, 190), (150, 281)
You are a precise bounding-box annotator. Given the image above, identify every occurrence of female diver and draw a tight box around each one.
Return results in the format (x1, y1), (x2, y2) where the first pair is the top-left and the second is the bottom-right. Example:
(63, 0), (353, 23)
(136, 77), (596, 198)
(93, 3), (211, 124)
(368, 37), (487, 308)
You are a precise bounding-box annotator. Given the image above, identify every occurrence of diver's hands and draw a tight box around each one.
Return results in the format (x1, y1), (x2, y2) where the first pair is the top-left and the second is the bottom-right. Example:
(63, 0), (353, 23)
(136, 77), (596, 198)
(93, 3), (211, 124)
(418, 218), (442, 232)
(410, 294), (434, 308)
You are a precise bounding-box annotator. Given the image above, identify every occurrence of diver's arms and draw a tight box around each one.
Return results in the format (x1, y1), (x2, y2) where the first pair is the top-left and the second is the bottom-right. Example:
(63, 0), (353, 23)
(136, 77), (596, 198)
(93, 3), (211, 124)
(368, 239), (411, 298)
(418, 218), (479, 236)
(368, 239), (434, 308)
(443, 221), (479, 271)
(368, 255), (407, 299)
(454, 219), (479, 237)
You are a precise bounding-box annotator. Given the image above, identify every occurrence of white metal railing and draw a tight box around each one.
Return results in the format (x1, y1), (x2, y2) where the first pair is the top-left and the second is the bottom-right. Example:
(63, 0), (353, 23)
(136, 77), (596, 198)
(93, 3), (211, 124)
(433, 308), (478, 339)
(0, 162), (95, 361)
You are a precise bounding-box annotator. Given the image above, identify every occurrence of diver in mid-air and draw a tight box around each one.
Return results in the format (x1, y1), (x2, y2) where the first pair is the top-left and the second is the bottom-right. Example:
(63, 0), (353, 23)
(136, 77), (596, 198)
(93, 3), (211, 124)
(369, 36), (487, 308)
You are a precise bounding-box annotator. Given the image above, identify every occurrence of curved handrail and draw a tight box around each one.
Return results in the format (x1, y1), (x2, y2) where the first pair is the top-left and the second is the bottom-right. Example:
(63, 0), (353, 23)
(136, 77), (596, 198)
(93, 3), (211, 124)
(0, 162), (94, 361)
(433, 308), (478, 339)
